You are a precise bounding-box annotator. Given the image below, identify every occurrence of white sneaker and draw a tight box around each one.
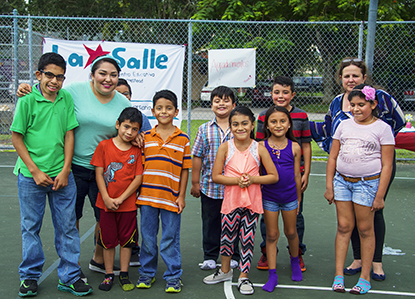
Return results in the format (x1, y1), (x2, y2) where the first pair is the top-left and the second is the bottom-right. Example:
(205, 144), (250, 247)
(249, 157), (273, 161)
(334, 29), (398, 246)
(230, 259), (239, 269)
(203, 268), (233, 284)
(200, 259), (216, 270)
(238, 278), (254, 295)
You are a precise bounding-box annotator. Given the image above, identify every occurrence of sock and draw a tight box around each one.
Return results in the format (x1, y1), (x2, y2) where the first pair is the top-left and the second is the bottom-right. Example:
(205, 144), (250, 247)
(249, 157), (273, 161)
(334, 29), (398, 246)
(262, 269), (278, 292)
(291, 256), (303, 281)
(99, 273), (114, 291)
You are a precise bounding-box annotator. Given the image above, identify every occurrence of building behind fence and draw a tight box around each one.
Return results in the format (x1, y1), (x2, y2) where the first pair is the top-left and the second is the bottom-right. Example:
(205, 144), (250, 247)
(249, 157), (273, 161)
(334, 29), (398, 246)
(1, 12), (414, 160)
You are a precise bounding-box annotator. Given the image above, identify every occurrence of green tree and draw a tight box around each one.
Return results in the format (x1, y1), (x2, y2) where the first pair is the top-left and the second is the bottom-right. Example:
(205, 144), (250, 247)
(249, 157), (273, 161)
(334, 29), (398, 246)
(25, 0), (196, 19)
(193, 0), (415, 21)
(1, 0), (26, 15)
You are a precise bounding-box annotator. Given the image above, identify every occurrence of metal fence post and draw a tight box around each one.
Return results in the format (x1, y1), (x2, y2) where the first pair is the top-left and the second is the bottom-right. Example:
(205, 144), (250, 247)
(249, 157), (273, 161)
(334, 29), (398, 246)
(187, 21), (193, 137)
(13, 9), (18, 104)
(366, 0), (378, 74)
(28, 16), (33, 86)
(358, 21), (364, 60)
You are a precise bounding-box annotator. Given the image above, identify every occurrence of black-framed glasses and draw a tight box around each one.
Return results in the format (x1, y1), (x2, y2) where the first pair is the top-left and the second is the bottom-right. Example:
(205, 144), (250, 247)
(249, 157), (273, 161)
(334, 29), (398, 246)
(342, 58), (363, 63)
(40, 70), (65, 81)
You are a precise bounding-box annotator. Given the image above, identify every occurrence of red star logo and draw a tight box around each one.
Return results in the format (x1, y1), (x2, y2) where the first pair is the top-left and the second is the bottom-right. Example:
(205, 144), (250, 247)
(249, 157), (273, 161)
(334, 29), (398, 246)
(83, 44), (110, 69)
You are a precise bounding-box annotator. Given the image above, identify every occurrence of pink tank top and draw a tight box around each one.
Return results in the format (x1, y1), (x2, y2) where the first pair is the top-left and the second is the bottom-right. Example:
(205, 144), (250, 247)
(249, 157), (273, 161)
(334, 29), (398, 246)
(221, 139), (263, 214)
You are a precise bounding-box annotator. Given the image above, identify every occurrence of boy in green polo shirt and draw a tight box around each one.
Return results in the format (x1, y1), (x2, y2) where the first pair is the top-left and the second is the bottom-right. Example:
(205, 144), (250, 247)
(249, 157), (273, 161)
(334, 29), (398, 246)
(11, 52), (93, 297)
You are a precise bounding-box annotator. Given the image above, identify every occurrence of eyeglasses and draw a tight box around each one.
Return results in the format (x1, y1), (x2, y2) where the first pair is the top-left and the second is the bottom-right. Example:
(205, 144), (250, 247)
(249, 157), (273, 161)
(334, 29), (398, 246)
(120, 91), (130, 96)
(342, 58), (363, 63)
(40, 70), (66, 81)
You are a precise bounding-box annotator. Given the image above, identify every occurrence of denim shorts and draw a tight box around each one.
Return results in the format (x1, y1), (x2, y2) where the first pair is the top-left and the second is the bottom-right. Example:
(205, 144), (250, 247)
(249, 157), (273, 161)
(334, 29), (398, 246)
(263, 199), (298, 212)
(333, 172), (380, 207)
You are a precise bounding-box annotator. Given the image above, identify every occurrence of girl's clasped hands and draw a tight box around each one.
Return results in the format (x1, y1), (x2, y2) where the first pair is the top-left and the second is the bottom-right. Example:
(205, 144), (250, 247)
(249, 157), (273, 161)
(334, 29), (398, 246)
(238, 173), (252, 188)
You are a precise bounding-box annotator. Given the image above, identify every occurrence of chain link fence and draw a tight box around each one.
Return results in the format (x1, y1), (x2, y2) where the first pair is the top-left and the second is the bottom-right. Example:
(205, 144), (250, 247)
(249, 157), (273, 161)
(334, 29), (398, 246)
(1, 14), (414, 160)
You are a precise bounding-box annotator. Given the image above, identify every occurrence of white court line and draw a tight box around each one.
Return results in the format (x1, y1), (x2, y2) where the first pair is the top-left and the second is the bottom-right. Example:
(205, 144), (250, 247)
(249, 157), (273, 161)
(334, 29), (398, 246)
(224, 282), (415, 297)
(310, 173), (415, 180)
(15, 224), (96, 299)
(224, 280), (235, 299)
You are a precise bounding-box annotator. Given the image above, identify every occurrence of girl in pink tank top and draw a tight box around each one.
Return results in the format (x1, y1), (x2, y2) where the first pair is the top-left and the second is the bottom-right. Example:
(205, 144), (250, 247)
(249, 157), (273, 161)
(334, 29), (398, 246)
(203, 106), (279, 295)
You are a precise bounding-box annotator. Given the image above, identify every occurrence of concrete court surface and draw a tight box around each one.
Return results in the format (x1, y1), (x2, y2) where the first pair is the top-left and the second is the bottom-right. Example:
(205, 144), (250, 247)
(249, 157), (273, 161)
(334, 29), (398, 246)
(0, 151), (414, 298)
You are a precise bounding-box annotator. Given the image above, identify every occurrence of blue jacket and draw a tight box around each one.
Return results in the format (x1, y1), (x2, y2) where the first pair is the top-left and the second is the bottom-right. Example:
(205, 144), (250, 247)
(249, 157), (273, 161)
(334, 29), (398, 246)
(310, 90), (405, 153)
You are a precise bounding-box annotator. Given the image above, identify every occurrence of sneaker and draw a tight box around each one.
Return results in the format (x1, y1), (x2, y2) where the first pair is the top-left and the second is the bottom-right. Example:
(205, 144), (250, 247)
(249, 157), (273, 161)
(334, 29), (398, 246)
(298, 253), (306, 272)
(129, 253), (141, 267)
(57, 278), (93, 296)
(200, 259), (216, 270)
(238, 278), (254, 295)
(203, 268), (233, 284)
(165, 278), (183, 293)
(19, 279), (38, 297)
(257, 247), (268, 270)
(88, 259), (120, 276)
(119, 272), (134, 291)
(98, 274), (114, 292)
(230, 259), (239, 269)
(136, 276), (155, 289)
(80, 270), (87, 283)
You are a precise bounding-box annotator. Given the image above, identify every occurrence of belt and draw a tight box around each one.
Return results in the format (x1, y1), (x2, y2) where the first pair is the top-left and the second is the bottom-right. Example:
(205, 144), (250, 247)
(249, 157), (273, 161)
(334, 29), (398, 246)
(339, 173), (380, 183)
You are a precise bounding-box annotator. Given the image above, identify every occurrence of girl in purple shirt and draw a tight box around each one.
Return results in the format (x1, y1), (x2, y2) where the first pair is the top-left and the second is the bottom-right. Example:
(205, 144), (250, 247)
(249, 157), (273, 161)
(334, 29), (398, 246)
(260, 106), (303, 292)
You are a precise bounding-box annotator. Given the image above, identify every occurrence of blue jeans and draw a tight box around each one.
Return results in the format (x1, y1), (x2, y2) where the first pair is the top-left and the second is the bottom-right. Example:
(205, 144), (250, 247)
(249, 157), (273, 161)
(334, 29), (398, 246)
(139, 205), (182, 281)
(18, 172), (81, 285)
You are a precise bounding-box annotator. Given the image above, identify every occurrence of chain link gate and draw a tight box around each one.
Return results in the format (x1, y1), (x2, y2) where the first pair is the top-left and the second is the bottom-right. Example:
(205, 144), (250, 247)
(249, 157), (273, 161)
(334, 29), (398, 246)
(1, 13), (414, 160)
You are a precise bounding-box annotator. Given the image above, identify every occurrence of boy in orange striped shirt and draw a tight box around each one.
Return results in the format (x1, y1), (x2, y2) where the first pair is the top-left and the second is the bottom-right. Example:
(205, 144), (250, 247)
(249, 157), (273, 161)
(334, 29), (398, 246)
(136, 90), (192, 293)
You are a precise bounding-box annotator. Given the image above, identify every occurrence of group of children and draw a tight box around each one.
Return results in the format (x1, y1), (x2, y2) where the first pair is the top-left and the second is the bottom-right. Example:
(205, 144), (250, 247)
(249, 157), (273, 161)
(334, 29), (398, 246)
(13, 52), (393, 297)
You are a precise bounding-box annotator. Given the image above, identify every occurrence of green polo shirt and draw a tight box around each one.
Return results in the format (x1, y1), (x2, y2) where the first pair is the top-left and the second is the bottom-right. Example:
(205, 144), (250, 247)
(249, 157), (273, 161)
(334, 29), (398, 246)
(11, 84), (79, 178)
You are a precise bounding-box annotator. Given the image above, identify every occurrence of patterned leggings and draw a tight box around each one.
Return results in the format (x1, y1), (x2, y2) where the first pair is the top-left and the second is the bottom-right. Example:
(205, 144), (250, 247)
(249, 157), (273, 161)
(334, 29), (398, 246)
(220, 208), (259, 273)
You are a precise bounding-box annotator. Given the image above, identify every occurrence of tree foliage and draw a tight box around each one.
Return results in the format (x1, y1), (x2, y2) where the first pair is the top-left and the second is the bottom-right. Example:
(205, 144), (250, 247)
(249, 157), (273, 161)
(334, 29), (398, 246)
(192, 0), (415, 21)
(2, 0), (197, 19)
(1, 0), (26, 15)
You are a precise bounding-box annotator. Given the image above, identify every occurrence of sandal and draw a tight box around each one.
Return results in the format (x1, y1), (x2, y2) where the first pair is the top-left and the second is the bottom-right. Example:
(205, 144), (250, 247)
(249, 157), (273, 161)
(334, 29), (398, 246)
(350, 278), (371, 295)
(332, 275), (345, 293)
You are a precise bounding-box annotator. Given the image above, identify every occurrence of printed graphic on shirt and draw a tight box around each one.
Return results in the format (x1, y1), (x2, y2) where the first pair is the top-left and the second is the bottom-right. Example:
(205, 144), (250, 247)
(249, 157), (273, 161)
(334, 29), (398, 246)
(127, 155), (136, 165)
(104, 162), (123, 186)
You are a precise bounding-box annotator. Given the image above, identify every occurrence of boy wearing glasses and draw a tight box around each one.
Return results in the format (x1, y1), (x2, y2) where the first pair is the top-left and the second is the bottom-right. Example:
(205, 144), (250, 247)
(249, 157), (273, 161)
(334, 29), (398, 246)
(11, 52), (93, 297)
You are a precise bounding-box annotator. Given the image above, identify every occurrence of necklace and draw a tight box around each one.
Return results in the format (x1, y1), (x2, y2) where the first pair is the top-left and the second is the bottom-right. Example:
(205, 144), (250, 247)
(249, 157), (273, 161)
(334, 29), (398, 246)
(269, 138), (286, 159)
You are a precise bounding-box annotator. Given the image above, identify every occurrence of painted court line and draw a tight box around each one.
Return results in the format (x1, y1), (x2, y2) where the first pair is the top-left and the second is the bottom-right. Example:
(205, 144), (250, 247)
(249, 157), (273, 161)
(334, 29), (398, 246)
(15, 224), (95, 299)
(224, 282), (415, 297)
(310, 173), (415, 180)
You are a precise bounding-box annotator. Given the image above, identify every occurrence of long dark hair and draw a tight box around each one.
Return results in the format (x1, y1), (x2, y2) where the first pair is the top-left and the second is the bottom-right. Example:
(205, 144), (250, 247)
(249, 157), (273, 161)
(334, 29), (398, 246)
(262, 106), (296, 142)
(229, 106), (255, 140)
(348, 84), (380, 117)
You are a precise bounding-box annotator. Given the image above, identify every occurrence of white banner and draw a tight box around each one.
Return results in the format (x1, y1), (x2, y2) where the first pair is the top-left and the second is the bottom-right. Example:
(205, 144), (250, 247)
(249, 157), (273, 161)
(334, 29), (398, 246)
(43, 38), (185, 127)
(208, 48), (256, 88)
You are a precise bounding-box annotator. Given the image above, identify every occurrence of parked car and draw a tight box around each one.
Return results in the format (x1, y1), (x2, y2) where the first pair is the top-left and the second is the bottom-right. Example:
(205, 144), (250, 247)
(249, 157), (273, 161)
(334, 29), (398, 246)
(199, 82), (241, 108)
(246, 79), (273, 108)
(402, 85), (415, 110)
(293, 76), (323, 93)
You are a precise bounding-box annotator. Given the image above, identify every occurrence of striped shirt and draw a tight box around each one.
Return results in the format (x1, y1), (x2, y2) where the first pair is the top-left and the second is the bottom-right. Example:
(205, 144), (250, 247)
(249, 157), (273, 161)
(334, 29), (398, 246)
(256, 105), (311, 169)
(137, 126), (192, 212)
(191, 118), (233, 199)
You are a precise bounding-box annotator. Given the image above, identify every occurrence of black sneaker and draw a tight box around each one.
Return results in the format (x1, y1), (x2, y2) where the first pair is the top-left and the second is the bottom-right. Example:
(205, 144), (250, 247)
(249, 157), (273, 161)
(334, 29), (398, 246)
(99, 274), (114, 292)
(57, 278), (93, 296)
(129, 253), (141, 267)
(19, 279), (38, 297)
(88, 259), (121, 275)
